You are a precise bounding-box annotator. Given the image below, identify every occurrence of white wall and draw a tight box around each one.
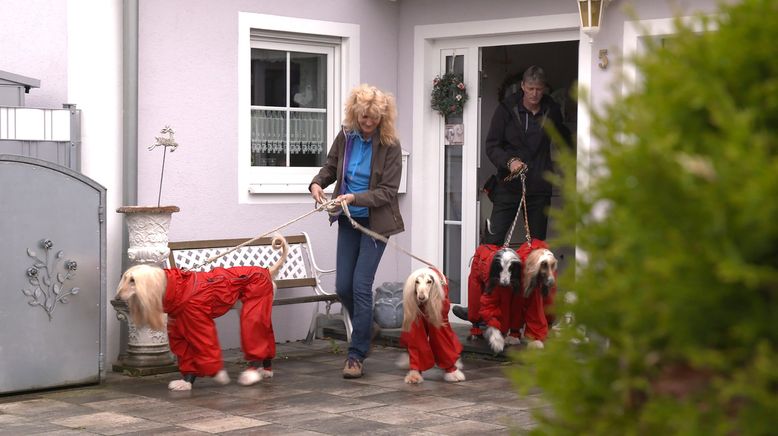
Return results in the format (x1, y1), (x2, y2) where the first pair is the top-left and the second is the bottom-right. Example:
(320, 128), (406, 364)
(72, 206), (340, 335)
(1, 0), (125, 367)
(66, 0), (124, 369)
(584, 0), (729, 115)
(0, 0), (68, 108)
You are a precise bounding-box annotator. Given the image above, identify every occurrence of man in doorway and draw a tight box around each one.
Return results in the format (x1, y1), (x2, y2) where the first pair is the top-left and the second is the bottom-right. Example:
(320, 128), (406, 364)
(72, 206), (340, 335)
(483, 64), (569, 245)
(452, 65), (569, 339)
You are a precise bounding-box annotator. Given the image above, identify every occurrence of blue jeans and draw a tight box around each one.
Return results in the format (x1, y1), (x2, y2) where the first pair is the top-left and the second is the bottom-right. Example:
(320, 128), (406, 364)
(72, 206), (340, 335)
(336, 215), (387, 360)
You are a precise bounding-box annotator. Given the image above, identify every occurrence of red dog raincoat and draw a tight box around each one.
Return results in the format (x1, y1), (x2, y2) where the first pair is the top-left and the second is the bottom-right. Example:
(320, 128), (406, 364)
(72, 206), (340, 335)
(400, 269), (463, 373)
(163, 266), (276, 377)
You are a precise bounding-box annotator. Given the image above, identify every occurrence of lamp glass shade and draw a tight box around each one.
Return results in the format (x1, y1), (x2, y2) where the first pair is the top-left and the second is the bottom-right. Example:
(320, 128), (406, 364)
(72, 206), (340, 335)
(578, 0), (604, 33)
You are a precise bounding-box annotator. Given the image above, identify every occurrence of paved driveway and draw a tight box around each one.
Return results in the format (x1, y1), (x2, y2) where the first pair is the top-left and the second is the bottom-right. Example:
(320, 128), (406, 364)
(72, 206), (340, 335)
(0, 339), (545, 435)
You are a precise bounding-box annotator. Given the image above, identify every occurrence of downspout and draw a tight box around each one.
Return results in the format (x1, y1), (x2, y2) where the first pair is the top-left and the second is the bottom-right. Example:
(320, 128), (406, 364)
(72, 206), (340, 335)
(122, 0), (138, 272)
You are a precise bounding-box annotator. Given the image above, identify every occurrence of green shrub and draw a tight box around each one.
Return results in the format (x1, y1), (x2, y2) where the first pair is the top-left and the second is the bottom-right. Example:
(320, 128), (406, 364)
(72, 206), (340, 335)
(512, 1), (778, 434)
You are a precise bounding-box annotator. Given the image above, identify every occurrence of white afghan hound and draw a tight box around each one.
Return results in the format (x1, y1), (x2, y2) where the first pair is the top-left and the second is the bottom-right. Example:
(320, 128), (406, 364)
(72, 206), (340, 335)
(397, 267), (465, 384)
(116, 235), (288, 391)
(523, 247), (558, 299)
(520, 246), (558, 350)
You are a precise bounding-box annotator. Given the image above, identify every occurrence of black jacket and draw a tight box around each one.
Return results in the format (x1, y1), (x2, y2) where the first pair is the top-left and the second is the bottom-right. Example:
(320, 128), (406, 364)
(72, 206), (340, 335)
(484, 92), (570, 196)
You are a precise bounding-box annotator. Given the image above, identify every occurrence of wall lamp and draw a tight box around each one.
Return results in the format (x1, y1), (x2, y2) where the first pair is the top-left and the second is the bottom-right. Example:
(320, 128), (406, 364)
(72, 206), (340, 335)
(577, 0), (612, 41)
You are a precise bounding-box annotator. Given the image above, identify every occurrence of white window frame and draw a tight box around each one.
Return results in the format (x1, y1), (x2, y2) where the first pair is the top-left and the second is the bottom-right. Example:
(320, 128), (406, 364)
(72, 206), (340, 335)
(623, 16), (715, 93)
(238, 12), (359, 204)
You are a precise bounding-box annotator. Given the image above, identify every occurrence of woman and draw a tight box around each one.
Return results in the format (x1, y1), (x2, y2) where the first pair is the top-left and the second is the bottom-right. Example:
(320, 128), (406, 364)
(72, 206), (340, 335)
(309, 84), (404, 378)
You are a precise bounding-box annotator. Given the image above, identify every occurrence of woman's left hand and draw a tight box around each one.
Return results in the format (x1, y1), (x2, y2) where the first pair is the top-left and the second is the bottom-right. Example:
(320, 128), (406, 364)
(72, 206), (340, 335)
(335, 193), (355, 205)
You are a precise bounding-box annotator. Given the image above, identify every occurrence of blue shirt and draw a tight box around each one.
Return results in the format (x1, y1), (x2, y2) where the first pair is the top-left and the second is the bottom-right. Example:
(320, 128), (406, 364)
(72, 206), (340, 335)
(344, 133), (373, 217)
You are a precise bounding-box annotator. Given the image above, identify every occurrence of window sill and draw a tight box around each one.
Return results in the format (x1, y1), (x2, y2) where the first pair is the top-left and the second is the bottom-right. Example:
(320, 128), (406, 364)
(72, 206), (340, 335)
(248, 183), (334, 195)
(248, 149), (409, 195)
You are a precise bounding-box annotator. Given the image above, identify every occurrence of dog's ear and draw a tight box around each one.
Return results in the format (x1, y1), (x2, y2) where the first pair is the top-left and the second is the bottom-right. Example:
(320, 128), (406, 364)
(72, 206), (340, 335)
(125, 265), (167, 331)
(523, 250), (541, 298)
(485, 253), (501, 294)
(402, 269), (421, 332)
(525, 273), (538, 298)
(509, 259), (522, 294)
(426, 271), (445, 328)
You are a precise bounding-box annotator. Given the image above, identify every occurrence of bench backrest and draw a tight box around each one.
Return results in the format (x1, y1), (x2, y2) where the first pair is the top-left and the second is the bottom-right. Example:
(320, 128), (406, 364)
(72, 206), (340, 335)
(167, 234), (316, 289)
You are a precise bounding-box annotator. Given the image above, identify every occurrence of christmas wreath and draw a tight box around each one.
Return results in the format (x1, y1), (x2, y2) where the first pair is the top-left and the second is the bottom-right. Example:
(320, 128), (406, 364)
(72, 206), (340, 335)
(430, 72), (468, 118)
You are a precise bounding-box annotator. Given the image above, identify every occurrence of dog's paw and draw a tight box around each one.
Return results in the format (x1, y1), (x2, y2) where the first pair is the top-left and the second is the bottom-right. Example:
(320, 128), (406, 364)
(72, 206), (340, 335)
(454, 358), (464, 370)
(213, 369), (230, 385)
(505, 335), (521, 345)
(168, 379), (192, 391)
(485, 326), (505, 354)
(237, 369), (262, 386)
(404, 370), (423, 384)
(443, 369), (466, 383)
(258, 368), (273, 379)
(527, 340), (545, 350)
(395, 353), (410, 369)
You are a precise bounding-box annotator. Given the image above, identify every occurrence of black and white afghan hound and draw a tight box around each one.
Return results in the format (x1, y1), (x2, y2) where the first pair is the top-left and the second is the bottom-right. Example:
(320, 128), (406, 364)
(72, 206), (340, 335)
(486, 247), (522, 295)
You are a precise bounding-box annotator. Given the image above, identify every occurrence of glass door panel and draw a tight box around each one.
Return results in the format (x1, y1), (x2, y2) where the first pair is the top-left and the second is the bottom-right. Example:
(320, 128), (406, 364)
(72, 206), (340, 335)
(443, 53), (465, 304)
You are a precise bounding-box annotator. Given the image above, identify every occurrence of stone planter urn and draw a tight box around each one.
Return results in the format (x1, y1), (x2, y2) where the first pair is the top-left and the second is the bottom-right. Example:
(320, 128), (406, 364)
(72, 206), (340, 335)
(112, 205), (179, 375)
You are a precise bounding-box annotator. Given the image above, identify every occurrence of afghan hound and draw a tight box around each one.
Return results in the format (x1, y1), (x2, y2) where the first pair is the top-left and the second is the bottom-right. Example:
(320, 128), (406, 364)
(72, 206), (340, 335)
(518, 243), (558, 350)
(478, 247), (523, 354)
(486, 247), (522, 295)
(453, 245), (522, 344)
(115, 235), (288, 391)
(397, 267), (465, 384)
(523, 247), (557, 299)
(482, 243), (559, 353)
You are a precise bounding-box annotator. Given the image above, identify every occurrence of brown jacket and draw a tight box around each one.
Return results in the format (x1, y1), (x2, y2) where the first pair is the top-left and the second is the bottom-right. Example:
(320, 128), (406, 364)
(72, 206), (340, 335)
(310, 129), (405, 237)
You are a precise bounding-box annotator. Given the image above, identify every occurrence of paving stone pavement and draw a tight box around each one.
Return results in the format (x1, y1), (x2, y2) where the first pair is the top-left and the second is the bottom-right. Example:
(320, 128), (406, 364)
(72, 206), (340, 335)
(0, 339), (547, 435)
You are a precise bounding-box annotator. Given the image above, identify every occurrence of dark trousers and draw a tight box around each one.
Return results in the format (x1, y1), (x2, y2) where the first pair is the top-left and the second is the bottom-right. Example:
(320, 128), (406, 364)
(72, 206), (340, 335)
(335, 215), (387, 361)
(483, 193), (550, 245)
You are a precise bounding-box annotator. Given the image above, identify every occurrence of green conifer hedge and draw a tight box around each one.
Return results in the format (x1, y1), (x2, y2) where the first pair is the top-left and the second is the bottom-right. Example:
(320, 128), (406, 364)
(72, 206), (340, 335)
(513, 1), (778, 434)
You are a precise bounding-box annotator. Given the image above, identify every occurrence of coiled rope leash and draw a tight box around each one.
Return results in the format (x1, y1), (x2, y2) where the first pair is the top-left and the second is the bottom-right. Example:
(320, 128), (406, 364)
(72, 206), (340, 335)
(501, 166), (532, 248)
(185, 199), (341, 271)
(185, 197), (442, 276)
(324, 199), (440, 274)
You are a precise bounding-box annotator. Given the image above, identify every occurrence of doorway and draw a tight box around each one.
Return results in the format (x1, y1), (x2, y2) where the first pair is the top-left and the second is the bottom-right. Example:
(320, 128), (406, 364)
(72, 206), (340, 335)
(477, 41), (579, 272)
(410, 14), (583, 312)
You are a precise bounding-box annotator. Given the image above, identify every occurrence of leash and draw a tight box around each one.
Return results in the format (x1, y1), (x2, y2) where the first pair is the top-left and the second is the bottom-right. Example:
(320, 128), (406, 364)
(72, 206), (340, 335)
(185, 199), (341, 271)
(501, 166), (532, 248)
(325, 199), (441, 274)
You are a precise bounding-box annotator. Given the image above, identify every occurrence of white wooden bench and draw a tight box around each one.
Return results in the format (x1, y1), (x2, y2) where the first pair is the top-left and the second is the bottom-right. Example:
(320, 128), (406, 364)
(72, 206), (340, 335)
(165, 232), (351, 344)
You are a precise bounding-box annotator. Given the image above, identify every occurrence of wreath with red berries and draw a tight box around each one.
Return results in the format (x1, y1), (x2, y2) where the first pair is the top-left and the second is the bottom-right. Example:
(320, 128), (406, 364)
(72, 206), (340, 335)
(430, 72), (468, 118)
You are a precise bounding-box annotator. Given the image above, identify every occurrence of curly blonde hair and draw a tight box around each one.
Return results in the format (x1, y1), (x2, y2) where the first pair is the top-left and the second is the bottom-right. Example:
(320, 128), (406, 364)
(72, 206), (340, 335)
(343, 84), (398, 146)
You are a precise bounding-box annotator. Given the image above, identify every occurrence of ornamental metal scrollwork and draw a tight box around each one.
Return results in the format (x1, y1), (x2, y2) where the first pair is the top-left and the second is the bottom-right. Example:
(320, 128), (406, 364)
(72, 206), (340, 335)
(21, 239), (80, 320)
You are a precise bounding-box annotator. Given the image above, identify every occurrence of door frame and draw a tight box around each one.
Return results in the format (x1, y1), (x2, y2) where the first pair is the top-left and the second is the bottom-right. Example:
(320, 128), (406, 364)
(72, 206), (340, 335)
(411, 14), (590, 311)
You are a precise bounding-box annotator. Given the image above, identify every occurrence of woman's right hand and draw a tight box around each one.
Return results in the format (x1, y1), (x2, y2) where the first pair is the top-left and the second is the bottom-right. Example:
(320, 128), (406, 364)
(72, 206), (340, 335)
(310, 183), (327, 204)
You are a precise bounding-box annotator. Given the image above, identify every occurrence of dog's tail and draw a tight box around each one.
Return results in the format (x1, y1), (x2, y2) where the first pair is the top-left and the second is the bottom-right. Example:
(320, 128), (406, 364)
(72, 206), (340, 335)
(268, 234), (289, 278)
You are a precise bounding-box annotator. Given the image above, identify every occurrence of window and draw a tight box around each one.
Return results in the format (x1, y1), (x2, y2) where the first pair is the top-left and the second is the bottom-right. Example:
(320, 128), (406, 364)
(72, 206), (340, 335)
(238, 13), (359, 202)
(250, 43), (332, 169)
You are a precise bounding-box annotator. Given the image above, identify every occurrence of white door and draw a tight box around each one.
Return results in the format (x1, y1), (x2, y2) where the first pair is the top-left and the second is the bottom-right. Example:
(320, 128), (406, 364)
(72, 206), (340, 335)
(437, 48), (480, 306)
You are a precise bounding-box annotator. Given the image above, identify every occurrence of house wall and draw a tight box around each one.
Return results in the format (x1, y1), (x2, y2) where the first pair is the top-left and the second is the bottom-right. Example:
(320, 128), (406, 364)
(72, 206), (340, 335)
(0, 0), (68, 109)
(1, 0), (125, 366)
(137, 0), (403, 344)
(395, 0), (725, 160)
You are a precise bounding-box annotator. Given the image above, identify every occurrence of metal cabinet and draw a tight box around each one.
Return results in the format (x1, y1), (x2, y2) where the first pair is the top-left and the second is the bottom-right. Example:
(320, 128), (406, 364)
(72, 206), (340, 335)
(0, 155), (106, 394)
